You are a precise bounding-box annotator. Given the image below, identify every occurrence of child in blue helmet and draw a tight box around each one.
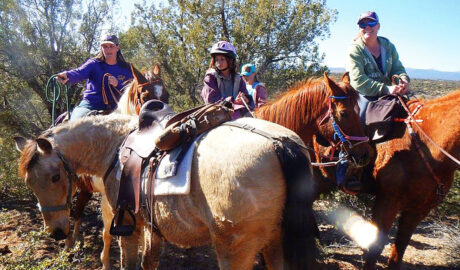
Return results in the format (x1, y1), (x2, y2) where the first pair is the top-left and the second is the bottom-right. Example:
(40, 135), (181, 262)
(241, 63), (268, 108)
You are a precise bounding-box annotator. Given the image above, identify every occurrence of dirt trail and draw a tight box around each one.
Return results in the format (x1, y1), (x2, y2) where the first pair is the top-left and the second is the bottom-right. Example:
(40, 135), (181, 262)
(0, 196), (458, 269)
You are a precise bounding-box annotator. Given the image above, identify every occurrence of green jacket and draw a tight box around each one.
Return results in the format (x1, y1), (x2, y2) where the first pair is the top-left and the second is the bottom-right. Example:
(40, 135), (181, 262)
(346, 36), (410, 96)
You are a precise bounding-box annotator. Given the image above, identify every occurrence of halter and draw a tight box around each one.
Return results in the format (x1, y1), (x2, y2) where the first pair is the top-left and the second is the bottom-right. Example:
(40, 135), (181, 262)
(315, 95), (369, 167)
(36, 150), (78, 213)
(133, 79), (164, 109)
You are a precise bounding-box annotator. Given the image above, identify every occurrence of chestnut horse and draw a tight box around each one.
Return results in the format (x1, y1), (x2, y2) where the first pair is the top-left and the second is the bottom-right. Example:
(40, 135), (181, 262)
(312, 90), (460, 269)
(15, 113), (319, 270)
(359, 90), (460, 269)
(255, 73), (373, 196)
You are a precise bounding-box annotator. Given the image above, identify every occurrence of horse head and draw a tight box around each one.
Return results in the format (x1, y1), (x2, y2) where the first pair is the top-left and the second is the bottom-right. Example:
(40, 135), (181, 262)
(130, 64), (170, 114)
(14, 136), (76, 241)
(315, 72), (374, 168)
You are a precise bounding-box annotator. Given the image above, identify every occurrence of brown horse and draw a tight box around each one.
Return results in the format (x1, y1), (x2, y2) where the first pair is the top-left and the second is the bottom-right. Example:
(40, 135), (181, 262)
(312, 90), (460, 269)
(255, 73), (373, 195)
(15, 113), (319, 270)
(359, 90), (460, 269)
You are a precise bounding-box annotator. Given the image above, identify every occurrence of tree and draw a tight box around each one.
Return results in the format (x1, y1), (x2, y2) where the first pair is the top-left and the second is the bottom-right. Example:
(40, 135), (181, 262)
(0, 0), (118, 136)
(123, 0), (336, 109)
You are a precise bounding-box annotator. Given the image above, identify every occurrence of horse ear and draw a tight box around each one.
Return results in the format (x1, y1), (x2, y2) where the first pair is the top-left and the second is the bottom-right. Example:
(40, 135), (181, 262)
(14, 136), (27, 153)
(153, 64), (161, 78)
(131, 64), (148, 84)
(36, 138), (53, 155)
(323, 72), (336, 95)
(340, 72), (350, 84)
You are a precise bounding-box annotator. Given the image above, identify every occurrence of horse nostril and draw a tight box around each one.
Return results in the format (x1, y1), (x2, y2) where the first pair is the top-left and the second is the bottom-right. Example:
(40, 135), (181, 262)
(50, 228), (67, 241)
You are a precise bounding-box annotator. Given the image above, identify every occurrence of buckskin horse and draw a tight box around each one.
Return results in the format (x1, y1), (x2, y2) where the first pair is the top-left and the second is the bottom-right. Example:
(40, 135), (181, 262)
(313, 90), (460, 269)
(44, 64), (169, 269)
(255, 72), (373, 196)
(15, 113), (320, 270)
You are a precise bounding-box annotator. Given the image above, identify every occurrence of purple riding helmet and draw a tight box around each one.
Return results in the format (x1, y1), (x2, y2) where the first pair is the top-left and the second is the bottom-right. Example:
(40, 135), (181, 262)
(210, 41), (237, 59)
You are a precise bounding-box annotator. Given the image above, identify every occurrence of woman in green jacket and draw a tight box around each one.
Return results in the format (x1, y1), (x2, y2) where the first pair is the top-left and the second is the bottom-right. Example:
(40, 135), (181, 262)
(346, 11), (410, 122)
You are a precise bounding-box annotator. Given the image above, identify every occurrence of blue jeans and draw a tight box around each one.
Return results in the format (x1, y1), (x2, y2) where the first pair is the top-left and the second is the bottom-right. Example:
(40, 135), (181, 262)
(70, 100), (100, 121)
(358, 94), (379, 125)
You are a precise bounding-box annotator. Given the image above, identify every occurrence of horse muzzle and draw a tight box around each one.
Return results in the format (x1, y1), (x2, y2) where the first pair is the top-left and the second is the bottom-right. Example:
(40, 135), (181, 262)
(50, 228), (68, 241)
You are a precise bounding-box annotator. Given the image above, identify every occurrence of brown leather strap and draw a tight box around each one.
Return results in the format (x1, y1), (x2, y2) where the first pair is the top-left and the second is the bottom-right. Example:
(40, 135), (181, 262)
(118, 150), (143, 213)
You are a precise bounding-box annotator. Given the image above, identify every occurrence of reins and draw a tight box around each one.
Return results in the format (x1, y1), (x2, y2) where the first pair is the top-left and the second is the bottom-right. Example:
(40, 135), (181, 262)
(396, 94), (460, 199)
(101, 73), (123, 107)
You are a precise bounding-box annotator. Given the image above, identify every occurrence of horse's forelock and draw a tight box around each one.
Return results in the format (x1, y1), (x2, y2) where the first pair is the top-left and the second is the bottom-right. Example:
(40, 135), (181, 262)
(18, 140), (38, 178)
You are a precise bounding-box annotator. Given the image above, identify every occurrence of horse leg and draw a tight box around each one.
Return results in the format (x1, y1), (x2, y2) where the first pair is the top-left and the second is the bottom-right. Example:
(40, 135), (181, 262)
(211, 226), (265, 270)
(119, 215), (143, 270)
(141, 227), (162, 270)
(100, 194), (113, 270)
(363, 196), (399, 270)
(387, 209), (429, 269)
(65, 189), (92, 249)
(261, 229), (284, 270)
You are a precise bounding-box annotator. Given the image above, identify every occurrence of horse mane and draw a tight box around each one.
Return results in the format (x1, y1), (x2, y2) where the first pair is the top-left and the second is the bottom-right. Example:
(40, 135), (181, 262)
(255, 76), (358, 133)
(18, 114), (137, 177)
(116, 82), (137, 115)
(407, 89), (460, 109)
(18, 140), (38, 178)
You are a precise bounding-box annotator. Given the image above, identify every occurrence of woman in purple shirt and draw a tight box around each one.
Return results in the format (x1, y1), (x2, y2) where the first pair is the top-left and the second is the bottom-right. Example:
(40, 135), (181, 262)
(201, 41), (252, 119)
(57, 34), (133, 120)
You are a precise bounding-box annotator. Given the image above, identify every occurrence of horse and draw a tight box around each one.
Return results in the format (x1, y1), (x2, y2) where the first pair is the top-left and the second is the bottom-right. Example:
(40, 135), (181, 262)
(360, 90), (460, 269)
(255, 72), (373, 196)
(15, 113), (319, 270)
(313, 90), (460, 269)
(44, 63), (169, 269)
(115, 63), (169, 115)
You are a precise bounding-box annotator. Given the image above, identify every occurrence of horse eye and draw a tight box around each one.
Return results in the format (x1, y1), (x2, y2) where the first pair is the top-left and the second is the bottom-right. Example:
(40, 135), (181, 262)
(51, 174), (60, 183)
(339, 111), (348, 118)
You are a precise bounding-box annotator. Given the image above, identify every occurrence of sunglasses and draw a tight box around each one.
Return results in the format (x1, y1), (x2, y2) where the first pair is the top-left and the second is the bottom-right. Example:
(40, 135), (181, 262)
(359, 21), (378, 29)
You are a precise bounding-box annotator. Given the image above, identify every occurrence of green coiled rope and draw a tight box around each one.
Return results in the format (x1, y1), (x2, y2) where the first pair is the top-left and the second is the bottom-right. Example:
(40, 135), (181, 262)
(45, 75), (71, 126)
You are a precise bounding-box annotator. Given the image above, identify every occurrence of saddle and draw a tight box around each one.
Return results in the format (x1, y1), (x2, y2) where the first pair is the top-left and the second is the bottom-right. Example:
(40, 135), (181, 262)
(110, 100), (234, 236)
(365, 94), (408, 142)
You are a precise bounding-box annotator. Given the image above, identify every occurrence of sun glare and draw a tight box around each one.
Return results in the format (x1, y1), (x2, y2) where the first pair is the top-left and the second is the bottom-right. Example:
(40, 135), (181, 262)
(329, 207), (378, 249)
(343, 214), (378, 249)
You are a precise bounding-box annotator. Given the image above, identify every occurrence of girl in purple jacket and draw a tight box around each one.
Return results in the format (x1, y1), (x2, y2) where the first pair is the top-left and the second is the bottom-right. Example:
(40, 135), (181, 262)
(57, 34), (133, 120)
(201, 41), (253, 119)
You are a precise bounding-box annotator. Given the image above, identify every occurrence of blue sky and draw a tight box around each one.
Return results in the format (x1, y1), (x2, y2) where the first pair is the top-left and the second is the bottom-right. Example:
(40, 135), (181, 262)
(118, 0), (459, 72)
(320, 0), (460, 72)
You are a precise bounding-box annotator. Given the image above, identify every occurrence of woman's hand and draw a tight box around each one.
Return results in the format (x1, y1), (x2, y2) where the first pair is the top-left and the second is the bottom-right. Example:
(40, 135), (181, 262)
(235, 92), (249, 105)
(56, 72), (69, 84)
(107, 75), (118, 87)
(388, 83), (408, 95)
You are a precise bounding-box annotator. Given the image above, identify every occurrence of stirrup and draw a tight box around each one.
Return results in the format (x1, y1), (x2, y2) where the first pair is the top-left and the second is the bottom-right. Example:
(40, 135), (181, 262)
(109, 207), (136, 236)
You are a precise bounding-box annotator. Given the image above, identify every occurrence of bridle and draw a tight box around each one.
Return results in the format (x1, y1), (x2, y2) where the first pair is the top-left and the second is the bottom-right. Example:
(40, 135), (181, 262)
(133, 79), (164, 111)
(36, 150), (78, 213)
(313, 95), (369, 167)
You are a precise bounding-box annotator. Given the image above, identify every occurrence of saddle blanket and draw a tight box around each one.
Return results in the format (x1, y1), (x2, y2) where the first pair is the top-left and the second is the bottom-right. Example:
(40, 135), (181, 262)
(147, 133), (204, 196)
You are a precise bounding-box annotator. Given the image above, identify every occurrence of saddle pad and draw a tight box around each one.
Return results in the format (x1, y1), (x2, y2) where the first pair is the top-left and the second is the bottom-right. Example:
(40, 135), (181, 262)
(151, 133), (204, 196)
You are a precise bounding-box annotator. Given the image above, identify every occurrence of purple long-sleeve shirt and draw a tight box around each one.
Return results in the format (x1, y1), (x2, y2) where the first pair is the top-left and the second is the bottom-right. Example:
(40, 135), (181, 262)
(201, 69), (252, 119)
(65, 58), (133, 110)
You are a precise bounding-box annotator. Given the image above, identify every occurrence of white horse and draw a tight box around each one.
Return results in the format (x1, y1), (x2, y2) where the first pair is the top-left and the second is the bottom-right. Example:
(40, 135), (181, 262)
(16, 113), (319, 269)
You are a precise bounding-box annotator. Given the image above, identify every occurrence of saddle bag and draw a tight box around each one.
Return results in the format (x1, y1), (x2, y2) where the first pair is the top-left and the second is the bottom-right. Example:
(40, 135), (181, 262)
(155, 101), (234, 151)
(365, 94), (408, 142)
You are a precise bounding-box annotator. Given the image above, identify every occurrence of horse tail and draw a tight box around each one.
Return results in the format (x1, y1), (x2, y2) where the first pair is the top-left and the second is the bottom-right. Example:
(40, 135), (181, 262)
(276, 137), (319, 269)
